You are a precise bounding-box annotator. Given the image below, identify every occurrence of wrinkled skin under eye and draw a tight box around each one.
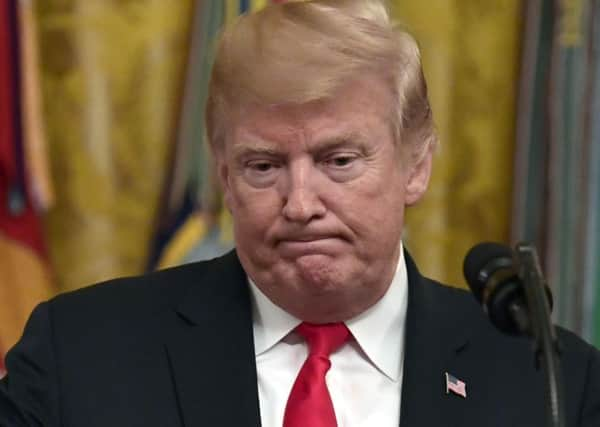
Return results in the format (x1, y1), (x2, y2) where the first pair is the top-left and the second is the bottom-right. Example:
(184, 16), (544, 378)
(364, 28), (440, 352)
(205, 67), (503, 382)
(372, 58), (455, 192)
(320, 152), (366, 181)
(243, 159), (281, 187)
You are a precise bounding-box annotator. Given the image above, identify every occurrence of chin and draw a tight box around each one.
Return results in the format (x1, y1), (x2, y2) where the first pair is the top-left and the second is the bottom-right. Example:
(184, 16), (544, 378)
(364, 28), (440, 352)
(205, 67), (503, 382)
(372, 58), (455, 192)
(288, 254), (348, 293)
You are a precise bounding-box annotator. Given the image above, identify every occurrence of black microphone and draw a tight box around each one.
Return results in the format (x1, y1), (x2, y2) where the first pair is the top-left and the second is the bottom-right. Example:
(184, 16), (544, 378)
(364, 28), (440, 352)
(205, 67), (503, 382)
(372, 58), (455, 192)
(463, 242), (553, 336)
(464, 242), (565, 427)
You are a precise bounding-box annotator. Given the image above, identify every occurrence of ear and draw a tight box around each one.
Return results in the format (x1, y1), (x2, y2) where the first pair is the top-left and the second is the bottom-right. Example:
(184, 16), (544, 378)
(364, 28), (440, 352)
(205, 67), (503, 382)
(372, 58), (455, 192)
(404, 146), (433, 206)
(214, 150), (233, 212)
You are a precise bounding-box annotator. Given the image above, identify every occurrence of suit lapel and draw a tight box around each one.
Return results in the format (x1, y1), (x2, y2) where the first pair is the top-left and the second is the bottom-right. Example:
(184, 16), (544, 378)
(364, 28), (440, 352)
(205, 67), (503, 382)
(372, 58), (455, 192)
(165, 251), (261, 427)
(400, 251), (472, 427)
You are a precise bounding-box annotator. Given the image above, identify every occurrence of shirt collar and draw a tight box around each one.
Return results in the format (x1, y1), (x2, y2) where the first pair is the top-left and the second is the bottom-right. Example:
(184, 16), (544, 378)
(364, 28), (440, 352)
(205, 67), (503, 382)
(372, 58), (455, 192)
(248, 244), (408, 382)
(250, 278), (300, 356)
(345, 247), (407, 381)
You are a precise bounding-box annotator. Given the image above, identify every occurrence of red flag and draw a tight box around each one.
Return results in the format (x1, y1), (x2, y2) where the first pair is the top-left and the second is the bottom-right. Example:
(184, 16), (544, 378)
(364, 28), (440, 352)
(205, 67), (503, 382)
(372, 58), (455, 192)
(0, 0), (47, 258)
(0, 340), (6, 378)
(0, 0), (53, 364)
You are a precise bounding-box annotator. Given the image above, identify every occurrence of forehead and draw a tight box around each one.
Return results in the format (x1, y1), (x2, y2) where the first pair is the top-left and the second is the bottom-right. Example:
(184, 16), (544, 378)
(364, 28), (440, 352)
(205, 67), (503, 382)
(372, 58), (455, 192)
(227, 76), (394, 150)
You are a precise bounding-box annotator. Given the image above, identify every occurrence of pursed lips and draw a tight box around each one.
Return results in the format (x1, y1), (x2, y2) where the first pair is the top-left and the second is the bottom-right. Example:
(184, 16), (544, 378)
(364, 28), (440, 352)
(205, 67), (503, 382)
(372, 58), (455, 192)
(282, 235), (333, 242)
(274, 231), (348, 243)
(275, 234), (347, 255)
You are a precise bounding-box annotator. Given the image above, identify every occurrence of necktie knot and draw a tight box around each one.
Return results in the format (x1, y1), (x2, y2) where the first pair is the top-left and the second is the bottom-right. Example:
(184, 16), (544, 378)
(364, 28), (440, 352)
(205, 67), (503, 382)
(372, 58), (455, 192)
(296, 322), (350, 358)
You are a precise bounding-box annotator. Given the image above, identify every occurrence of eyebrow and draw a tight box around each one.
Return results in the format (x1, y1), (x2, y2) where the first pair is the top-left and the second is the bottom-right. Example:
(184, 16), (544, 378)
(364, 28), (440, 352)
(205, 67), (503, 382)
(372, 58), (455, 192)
(311, 132), (366, 151)
(309, 131), (370, 156)
(230, 130), (370, 159)
(230, 143), (282, 159)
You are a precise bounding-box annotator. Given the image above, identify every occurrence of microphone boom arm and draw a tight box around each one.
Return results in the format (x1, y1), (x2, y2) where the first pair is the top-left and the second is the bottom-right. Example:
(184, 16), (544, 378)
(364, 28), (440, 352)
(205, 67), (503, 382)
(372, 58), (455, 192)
(515, 243), (565, 427)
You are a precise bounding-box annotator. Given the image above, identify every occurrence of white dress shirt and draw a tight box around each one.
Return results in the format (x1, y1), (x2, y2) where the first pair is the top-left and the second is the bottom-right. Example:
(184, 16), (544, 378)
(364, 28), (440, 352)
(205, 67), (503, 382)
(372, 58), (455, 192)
(249, 248), (408, 427)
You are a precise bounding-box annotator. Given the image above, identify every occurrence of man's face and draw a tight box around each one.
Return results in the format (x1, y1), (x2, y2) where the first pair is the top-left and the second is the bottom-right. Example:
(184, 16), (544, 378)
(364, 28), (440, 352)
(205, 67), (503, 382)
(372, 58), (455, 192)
(217, 76), (432, 322)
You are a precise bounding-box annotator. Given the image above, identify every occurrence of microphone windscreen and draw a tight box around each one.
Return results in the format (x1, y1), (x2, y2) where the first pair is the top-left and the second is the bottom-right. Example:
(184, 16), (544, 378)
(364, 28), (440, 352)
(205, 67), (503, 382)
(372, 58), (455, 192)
(463, 242), (513, 302)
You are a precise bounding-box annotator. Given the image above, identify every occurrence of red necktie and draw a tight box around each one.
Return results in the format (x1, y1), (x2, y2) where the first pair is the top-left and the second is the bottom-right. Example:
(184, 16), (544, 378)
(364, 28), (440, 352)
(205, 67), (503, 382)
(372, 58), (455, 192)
(283, 322), (350, 427)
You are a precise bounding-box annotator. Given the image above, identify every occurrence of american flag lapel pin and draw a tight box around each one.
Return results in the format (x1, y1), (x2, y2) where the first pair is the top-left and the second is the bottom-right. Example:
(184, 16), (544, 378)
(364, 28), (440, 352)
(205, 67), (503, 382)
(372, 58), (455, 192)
(445, 372), (467, 398)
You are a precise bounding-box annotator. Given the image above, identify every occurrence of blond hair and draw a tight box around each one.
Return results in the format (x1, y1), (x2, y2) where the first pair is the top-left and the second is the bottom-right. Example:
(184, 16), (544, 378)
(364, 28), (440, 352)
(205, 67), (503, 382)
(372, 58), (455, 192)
(206, 0), (437, 161)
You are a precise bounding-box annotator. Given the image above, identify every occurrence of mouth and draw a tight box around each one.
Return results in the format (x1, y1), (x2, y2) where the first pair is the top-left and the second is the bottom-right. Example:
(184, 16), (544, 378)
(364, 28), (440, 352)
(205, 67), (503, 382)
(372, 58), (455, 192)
(282, 235), (334, 242)
(276, 236), (346, 257)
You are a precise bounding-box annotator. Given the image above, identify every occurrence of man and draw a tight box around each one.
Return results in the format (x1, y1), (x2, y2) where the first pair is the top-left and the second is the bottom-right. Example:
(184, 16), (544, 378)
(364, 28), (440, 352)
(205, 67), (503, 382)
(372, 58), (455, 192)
(1, 1), (599, 426)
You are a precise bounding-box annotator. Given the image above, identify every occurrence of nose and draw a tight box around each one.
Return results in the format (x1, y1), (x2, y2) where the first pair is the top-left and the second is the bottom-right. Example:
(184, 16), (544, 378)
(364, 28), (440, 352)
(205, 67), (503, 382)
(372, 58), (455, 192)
(281, 160), (326, 223)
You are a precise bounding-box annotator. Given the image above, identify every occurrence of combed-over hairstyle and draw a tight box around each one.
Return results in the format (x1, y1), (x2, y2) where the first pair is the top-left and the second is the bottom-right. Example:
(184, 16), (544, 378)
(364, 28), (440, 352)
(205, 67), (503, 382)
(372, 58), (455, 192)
(206, 0), (437, 162)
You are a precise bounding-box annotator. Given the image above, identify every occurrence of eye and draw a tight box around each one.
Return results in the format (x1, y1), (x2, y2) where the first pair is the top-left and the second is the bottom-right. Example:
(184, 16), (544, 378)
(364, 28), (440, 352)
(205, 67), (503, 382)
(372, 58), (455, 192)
(243, 159), (281, 188)
(320, 151), (365, 182)
(249, 161), (276, 172)
(324, 154), (357, 168)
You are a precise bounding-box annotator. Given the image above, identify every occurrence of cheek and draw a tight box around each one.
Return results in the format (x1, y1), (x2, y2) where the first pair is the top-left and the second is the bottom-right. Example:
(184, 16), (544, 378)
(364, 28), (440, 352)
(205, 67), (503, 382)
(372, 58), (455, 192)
(230, 186), (281, 233)
(334, 178), (406, 239)
(345, 197), (404, 235)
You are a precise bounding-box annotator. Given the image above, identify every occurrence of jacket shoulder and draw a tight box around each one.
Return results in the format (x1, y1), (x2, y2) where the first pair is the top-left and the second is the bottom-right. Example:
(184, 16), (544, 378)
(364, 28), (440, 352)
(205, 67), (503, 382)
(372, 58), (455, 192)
(421, 276), (488, 323)
(47, 251), (241, 327)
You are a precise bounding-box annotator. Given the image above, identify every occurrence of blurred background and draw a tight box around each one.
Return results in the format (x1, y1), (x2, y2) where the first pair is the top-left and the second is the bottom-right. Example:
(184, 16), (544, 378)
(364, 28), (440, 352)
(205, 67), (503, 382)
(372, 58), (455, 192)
(1, 0), (599, 374)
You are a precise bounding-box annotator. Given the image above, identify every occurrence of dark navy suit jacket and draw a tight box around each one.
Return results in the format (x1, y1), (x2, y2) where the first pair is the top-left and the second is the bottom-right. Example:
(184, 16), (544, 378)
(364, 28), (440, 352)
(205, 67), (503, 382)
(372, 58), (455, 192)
(1, 250), (599, 426)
